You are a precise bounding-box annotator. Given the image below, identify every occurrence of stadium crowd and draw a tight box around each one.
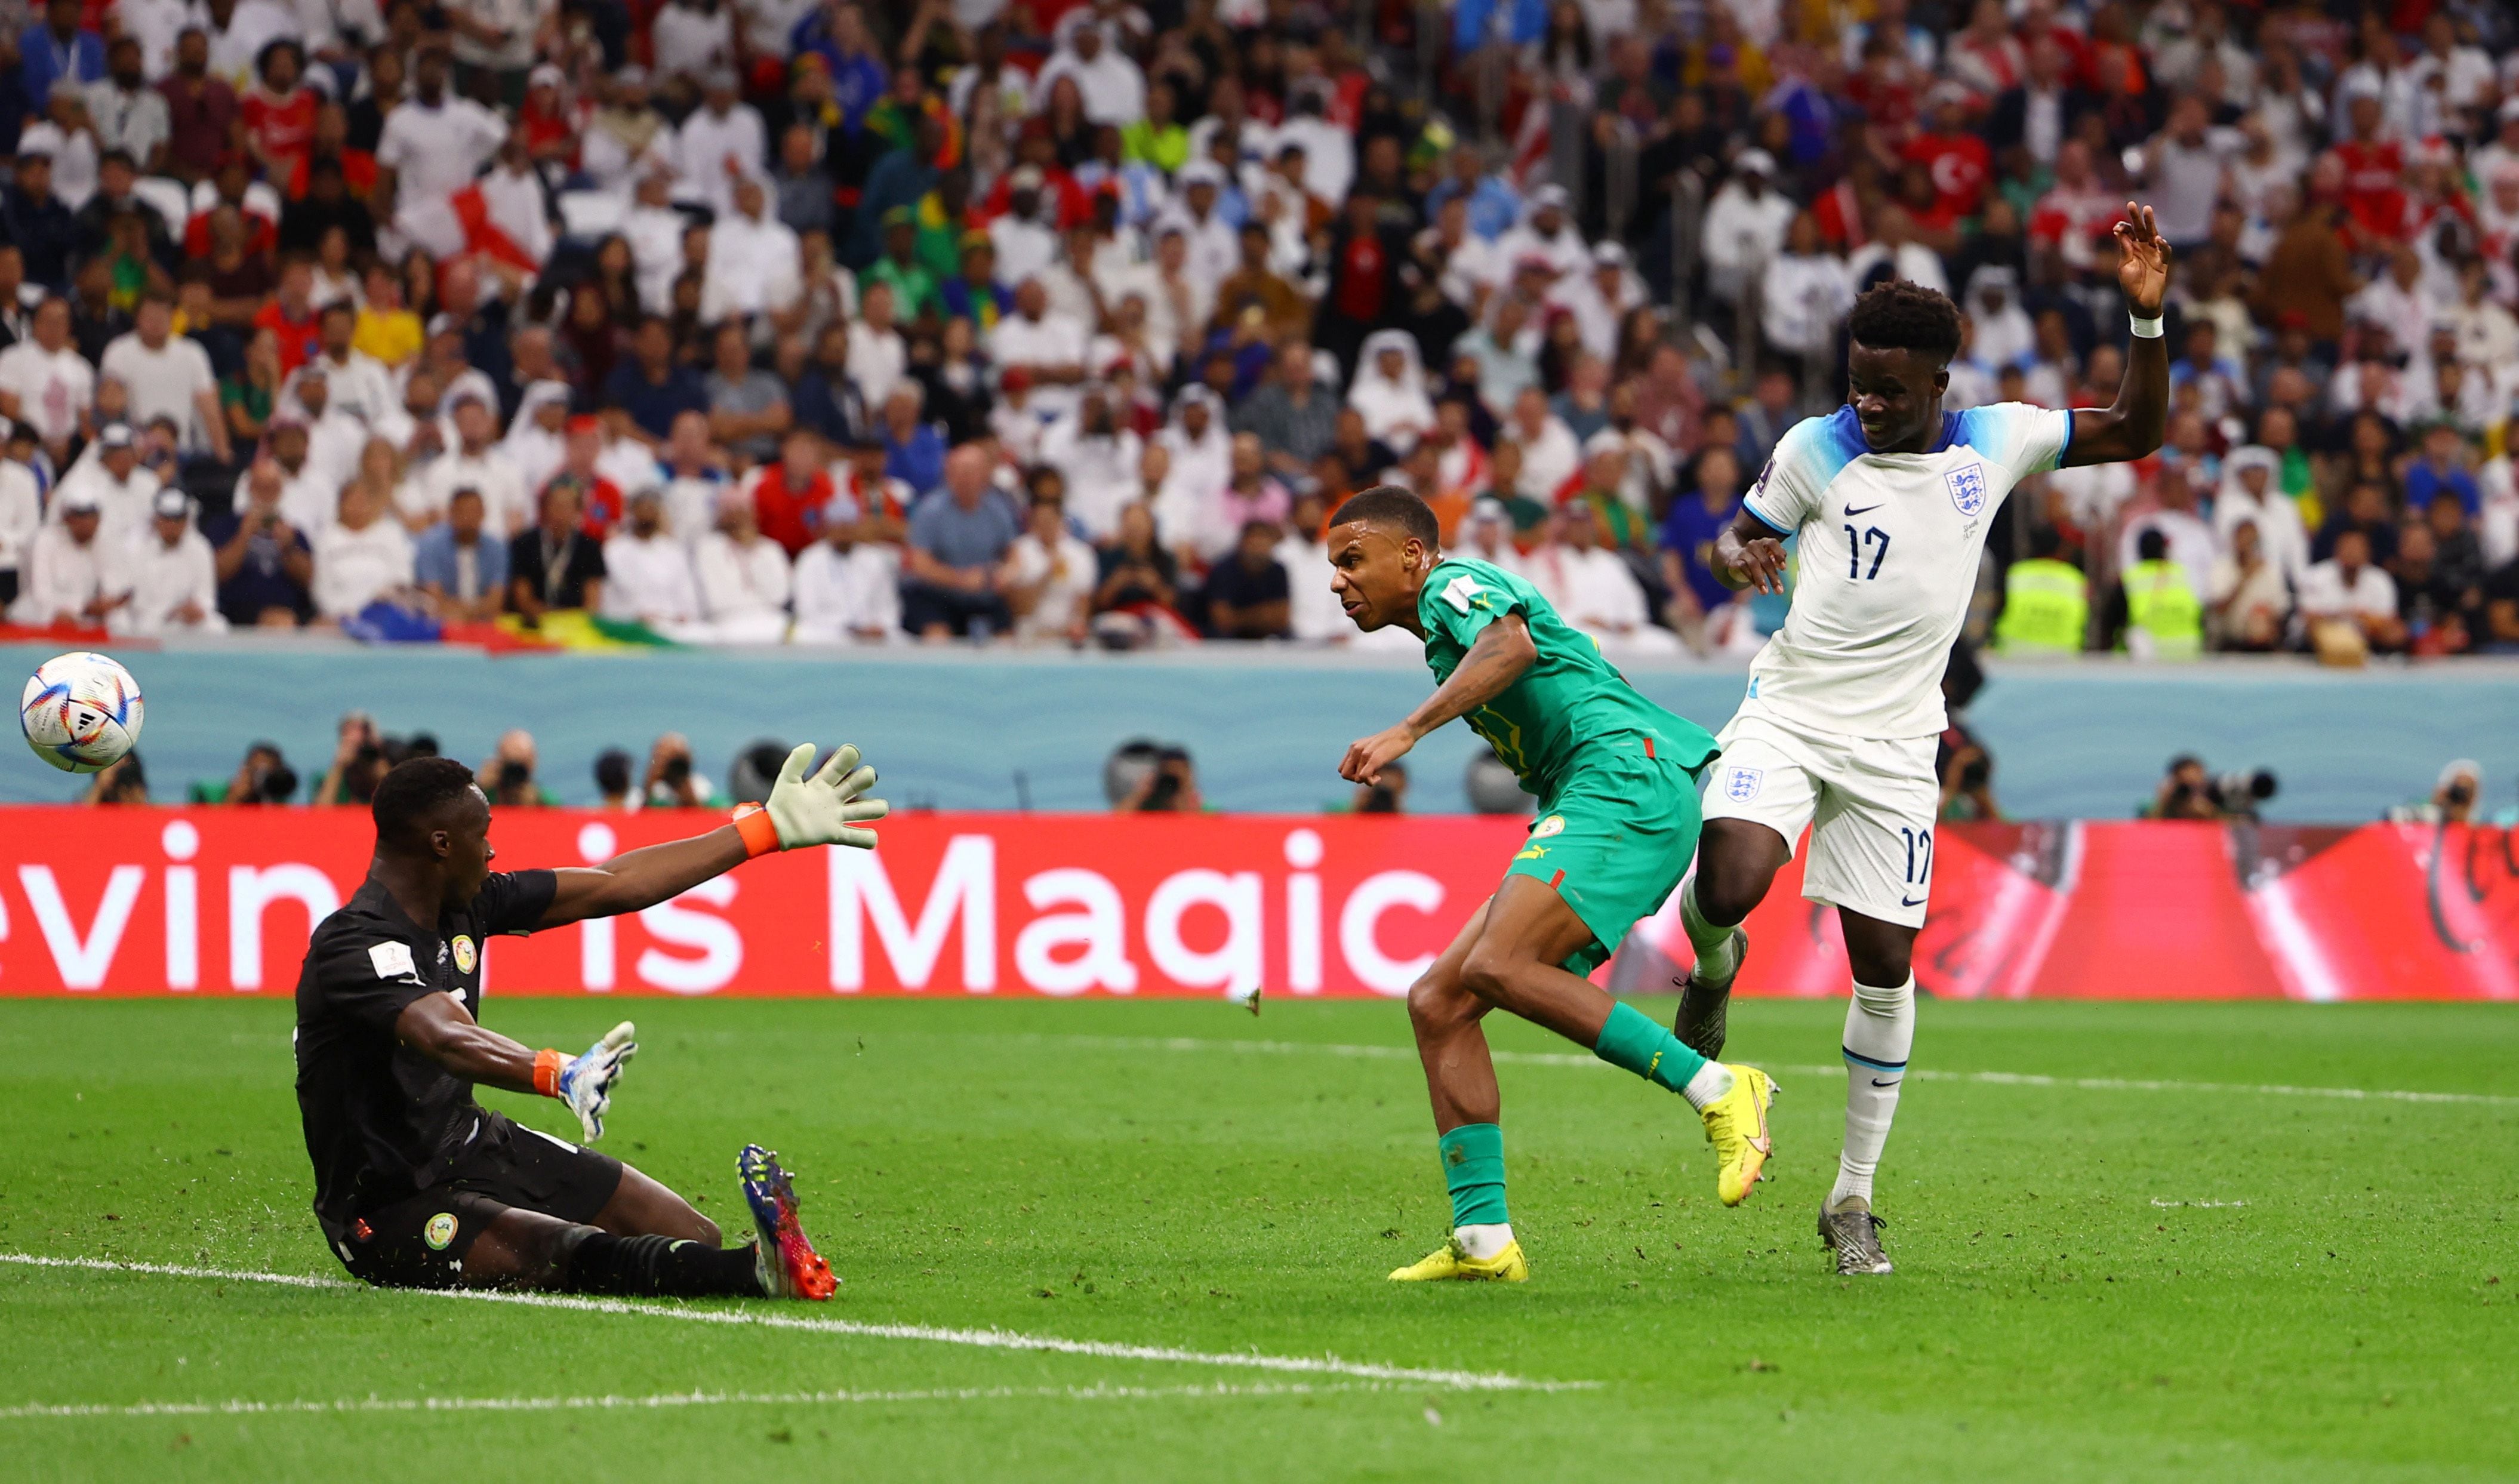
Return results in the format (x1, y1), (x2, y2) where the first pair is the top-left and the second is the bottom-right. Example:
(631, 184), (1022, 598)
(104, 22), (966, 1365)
(0, 0), (2515, 661)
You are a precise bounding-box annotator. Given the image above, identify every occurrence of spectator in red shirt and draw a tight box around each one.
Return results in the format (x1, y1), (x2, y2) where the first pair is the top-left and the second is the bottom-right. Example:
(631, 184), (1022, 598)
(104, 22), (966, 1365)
(240, 39), (318, 199)
(750, 427), (839, 556)
(2330, 88), (2408, 245)
(184, 155), (279, 258)
(1319, 189), (1406, 387)
(251, 256), (322, 374)
(1902, 84), (1993, 223)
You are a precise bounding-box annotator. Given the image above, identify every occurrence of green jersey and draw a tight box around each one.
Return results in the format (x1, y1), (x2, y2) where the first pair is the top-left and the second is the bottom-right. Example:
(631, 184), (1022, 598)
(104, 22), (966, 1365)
(1417, 557), (1719, 798)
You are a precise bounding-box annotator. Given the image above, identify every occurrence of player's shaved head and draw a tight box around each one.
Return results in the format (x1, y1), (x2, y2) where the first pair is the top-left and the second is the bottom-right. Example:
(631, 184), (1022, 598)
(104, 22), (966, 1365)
(1330, 485), (1441, 551)
(1847, 281), (1963, 365)
(372, 756), (486, 858)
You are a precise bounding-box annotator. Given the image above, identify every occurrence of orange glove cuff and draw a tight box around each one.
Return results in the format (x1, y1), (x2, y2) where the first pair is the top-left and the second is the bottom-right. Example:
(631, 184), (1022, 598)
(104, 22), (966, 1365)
(532, 1048), (564, 1098)
(732, 804), (781, 858)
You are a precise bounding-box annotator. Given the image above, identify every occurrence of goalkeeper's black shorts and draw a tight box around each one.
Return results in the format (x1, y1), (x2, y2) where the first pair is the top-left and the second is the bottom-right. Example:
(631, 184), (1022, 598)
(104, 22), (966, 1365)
(323, 1110), (624, 1289)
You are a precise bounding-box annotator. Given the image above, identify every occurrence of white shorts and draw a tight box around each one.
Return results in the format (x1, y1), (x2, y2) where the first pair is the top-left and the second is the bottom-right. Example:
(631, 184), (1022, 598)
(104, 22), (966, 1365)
(1701, 703), (1941, 928)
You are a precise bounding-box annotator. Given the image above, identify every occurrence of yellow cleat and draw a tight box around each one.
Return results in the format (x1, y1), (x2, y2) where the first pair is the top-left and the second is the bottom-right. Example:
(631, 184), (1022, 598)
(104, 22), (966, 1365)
(1700, 1064), (1779, 1206)
(1387, 1239), (1529, 1282)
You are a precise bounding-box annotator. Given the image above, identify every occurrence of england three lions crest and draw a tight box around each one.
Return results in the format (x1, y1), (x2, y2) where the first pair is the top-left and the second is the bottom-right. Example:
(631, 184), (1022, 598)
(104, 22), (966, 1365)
(1946, 461), (1988, 516)
(1724, 766), (1763, 802)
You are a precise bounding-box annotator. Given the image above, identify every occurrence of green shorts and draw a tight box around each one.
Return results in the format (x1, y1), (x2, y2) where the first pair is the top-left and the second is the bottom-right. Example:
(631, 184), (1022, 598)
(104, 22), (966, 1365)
(1502, 736), (1705, 975)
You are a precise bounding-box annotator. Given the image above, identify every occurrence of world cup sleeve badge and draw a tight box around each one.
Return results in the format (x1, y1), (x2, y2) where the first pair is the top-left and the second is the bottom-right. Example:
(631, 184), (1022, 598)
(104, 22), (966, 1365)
(1946, 461), (1988, 516)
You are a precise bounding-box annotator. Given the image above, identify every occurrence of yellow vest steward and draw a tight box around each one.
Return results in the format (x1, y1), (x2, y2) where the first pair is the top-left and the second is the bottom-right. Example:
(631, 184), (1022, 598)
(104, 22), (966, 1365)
(2123, 559), (2203, 660)
(1996, 557), (2089, 655)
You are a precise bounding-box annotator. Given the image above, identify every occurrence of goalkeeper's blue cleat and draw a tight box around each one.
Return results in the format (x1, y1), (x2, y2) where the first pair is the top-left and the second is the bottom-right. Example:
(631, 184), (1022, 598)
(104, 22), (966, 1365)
(740, 1144), (837, 1301)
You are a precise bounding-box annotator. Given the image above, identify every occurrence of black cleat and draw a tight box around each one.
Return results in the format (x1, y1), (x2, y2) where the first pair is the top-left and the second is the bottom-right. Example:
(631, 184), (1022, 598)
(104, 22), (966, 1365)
(1673, 926), (1745, 1061)
(1819, 1196), (1894, 1276)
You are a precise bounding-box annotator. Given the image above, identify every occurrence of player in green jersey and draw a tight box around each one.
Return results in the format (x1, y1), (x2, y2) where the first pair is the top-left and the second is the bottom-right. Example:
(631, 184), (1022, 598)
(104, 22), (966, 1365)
(1326, 486), (1781, 1283)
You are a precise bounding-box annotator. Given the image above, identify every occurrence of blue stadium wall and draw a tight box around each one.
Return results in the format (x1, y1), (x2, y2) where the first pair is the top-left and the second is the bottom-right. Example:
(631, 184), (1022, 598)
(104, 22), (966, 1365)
(5, 642), (2515, 821)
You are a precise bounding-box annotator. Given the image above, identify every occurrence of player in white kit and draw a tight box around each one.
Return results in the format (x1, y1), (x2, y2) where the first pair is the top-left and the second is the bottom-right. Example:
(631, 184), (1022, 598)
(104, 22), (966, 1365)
(1670, 204), (2172, 1276)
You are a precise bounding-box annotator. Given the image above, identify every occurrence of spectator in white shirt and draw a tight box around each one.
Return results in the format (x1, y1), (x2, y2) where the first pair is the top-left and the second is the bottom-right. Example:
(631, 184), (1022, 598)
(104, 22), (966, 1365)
(98, 290), (229, 460)
(1524, 499), (1680, 654)
(116, 486), (223, 632)
(1700, 150), (1796, 306)
(1492, 182), (1590, 285)
(999, 487), (1098, 644)
(2212, 446), (2309, 587)
(1037, 384), (1144, 540)
(0, 442), (36, 606)
(1505, 386), (1579, 501)
(311, 479), (416, 620)
(989, 278), (1090, 421)
(374, 51), (507, 260)
(701, 176), (803, 324)
(846, 281), (908, 408)
(676, 67), (768, 217)
(11, 487), (127, 624)
(49, 422), (161, 543)
(0, 297), (96, 464)
(1345, 329), (1437, 455)
(407, 393), (529, 534)
(2299, 528), (2407, 657)
(2207, 517), (2292, 652)
(694, 485), (792, 641)
(1030, 21), (1145, 127)
(601, 487), (706, 633)
(792, 491), (903, 643)
(648, 0), (735, 83)
(987, 168), (1061, 289)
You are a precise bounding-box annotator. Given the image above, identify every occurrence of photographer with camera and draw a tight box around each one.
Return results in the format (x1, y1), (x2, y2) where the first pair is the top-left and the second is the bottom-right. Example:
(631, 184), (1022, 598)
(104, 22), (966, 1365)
(2147, 754), (2222, 820)
(642, 732), (723, 809)
(316, 712), (391, 806)
(1104, 738), (1205, 814)
(195, 741), (300, 804)
(2388, 759), (2483, 826)
(478, 728), (557, 808)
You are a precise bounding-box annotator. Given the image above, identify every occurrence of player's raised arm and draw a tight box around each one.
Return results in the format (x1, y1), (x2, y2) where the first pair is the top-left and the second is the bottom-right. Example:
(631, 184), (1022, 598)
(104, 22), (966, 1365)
(2061, 202), (2173, 467)
(536, 744), (888, 928)
(1339, 614), (1538, 784)
(1713, 508), (1792, 595)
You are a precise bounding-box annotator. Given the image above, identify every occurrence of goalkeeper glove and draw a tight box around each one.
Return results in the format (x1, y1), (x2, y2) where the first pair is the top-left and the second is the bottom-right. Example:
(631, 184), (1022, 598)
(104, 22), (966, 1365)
(533, 1021), (636, 1142)
(733, 743), (887, 855)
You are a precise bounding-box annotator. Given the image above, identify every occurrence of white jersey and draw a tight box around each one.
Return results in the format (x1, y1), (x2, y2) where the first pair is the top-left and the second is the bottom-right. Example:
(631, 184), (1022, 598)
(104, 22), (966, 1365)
(1742, 402), (2070, 738)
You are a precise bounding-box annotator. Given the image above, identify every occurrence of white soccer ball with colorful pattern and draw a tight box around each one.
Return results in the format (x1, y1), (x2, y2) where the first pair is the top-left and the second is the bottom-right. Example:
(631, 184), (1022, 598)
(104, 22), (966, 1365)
(19, 652), (145, 773)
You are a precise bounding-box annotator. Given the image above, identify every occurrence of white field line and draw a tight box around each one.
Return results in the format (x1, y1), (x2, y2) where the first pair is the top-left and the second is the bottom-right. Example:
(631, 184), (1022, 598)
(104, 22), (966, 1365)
(0, 1380), (1395, 1422)
(1037, 1034), (2519, 1109)
(2151, 1199), (2249, 1209)
(0, 1254), (1589, 1394)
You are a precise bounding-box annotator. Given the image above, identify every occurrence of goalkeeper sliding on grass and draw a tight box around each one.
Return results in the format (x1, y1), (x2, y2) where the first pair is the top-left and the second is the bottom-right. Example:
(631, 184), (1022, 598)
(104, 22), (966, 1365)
(1329, 485), (1778, 1283)
(292, 746), (885, 1300)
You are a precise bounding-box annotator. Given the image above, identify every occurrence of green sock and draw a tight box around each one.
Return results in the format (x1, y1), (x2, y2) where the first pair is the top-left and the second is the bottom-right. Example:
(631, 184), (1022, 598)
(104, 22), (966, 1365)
(1593, 1000), (1711, 1095)
(1437, 1123), (1508, 1227)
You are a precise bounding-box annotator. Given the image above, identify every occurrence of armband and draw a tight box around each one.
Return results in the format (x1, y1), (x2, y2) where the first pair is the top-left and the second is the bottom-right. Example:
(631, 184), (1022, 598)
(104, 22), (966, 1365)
(2129, 313), (2164, 339)
(532, 1047), (564, 1097)
(732, 803), (782, 858)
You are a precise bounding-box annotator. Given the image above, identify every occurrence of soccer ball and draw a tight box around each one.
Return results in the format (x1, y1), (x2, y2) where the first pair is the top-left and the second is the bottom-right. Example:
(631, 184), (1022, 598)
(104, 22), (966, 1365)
(19, 652), (145, 774)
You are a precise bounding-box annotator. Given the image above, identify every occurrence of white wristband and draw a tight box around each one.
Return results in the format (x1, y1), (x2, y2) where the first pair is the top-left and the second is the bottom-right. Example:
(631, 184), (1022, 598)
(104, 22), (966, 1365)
(2130, 313), (2164, 339)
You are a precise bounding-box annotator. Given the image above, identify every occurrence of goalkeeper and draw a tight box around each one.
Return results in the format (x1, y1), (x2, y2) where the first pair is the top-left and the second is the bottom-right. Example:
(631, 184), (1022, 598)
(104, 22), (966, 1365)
(292, 746), (885, 1300)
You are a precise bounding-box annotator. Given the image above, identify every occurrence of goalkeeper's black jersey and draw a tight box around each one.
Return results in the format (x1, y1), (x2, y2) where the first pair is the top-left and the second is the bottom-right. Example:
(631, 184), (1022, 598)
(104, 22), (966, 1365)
(293, 869), (556, 1233)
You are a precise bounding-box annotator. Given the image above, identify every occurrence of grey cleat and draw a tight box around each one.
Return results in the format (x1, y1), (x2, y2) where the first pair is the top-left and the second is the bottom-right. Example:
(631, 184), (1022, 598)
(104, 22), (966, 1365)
(1819, 1196), (1894, 1276)
(1672, 927), (1746, 1061)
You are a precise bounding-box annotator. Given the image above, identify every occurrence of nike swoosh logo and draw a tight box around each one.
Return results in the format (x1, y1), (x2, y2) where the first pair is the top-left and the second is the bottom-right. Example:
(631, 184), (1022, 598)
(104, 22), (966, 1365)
(1870, 1078), (1902, 1088)
(1900, 894), (1927, 907)
(1843, 503), (1883, 517)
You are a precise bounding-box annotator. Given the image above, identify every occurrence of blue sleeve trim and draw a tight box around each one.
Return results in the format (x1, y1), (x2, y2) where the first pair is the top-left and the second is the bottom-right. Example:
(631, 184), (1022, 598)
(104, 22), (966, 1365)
(2054, 405), (2075, 468)
(1742, 497), (1794, 536)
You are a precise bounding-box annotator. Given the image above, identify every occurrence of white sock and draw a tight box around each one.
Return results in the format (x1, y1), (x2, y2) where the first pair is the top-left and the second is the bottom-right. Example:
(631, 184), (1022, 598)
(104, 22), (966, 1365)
(1454, 1222), (1514, 1260)
(1830, 975), (1915, 1209)
(1679, 877), (1741, 982)
(1680, 1058), (1735, 1110)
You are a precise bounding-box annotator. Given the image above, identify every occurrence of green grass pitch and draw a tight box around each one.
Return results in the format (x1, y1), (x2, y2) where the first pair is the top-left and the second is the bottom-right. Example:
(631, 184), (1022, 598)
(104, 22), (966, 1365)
(2, 995), (2515, 1481)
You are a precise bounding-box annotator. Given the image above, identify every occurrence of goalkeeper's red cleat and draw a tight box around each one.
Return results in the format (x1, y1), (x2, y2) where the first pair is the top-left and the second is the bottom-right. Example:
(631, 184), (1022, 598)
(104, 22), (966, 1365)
(739, 1144), (837, 1300)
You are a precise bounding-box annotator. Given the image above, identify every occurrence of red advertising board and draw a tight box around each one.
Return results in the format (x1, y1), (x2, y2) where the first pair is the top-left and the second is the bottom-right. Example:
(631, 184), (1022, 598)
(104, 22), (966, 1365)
(0, 810), (2512, 1000)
